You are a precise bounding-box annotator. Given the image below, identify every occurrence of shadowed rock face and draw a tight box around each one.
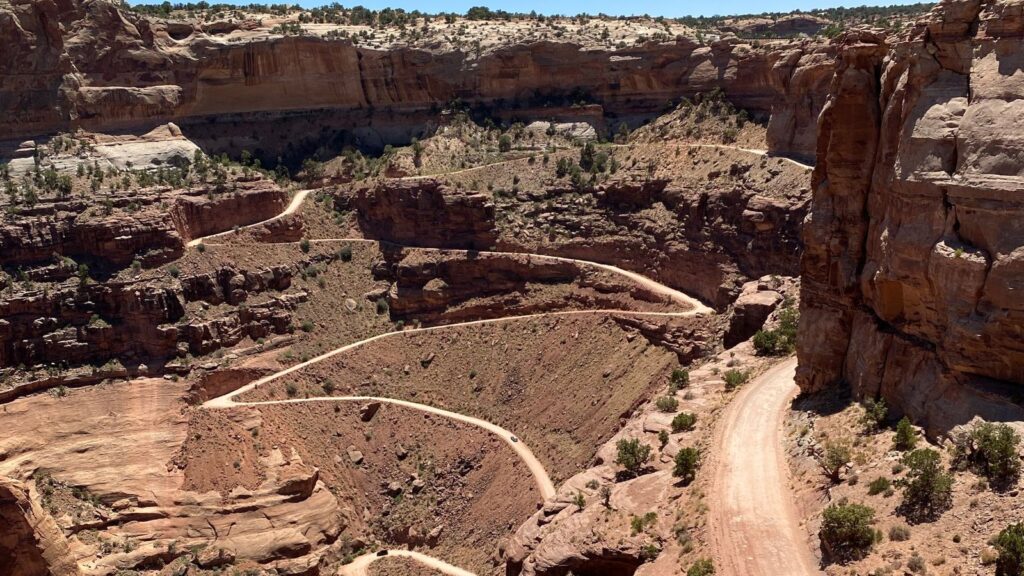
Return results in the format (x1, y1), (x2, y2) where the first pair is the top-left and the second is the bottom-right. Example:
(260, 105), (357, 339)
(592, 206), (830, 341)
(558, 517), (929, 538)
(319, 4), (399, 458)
(0, 478), (79, 576)
(1, 0), (834, 161)
(797, 1), (1024, 433)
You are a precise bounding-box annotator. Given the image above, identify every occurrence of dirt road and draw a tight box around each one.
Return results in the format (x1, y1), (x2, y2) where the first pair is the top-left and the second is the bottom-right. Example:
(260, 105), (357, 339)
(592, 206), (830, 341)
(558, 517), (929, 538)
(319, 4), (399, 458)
(206, 392), (556, 500)
(709, 358), (821, 576)
(186, 189), (310, 247)
(338, 549), (477, 575)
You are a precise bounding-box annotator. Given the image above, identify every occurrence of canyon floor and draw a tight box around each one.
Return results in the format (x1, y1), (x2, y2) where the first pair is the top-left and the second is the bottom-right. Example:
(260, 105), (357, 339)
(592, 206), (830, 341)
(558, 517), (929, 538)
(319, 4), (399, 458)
(2, 1), (1022, 575)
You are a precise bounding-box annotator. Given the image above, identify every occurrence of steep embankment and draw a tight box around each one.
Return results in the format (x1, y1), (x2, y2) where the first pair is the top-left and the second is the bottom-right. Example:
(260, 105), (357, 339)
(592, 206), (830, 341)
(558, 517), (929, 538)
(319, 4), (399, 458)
(797, 3), (1024, 432)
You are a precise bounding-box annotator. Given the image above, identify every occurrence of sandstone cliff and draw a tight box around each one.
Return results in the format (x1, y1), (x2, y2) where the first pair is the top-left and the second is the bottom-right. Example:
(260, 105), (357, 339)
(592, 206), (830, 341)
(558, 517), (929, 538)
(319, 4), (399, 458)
(797, 2), (1024, 432)
(0, 0), (835, 161)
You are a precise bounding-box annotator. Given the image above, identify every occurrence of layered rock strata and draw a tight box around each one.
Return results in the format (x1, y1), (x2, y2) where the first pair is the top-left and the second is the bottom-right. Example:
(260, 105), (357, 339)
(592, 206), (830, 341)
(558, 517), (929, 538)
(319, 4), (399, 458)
(797, 3), (1024, 431)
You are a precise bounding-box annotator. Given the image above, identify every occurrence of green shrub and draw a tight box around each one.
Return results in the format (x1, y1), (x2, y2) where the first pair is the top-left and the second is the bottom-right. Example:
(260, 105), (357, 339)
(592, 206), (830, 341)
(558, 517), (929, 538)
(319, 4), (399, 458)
(376, 298), (389, 315)
(895, 416), (917, 451)
(673, 447), (701, 484)
(867, 477), (891, 496)
(655, 395), (679, 413)
(820, 502), (875, 562)
(299, 238), (311, 253)
(994, 522), (1024, 576)
(898, 448), (953, 522)
(672, 412), (697, 433)
(953, 422), (1021, 491)
(630, 511), (657, 535)
(615, 438), (652, 477)
(498, 134), (512, 152)
(670, 368), (690, 388)
(196, 242), (206, 253)
(723, 369), (748, 390)
(338, 245), (353, 262)
(819, 440), (851, 483)
(285, 383), (298, 397)
(168, 265), (180, 278)
(687, 558), (715, 576)
(300, 320), (314, 333)
(752, 306), (799, 356)
(860, 397), (888, 433)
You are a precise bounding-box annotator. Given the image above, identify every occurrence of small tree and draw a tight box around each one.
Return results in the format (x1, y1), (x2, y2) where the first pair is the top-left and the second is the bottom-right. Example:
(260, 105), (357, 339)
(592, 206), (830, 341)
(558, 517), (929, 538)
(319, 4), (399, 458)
(994, 522), (1024, 576)
(579, 141), (596, 171)
(673, 447), (701, 485)
(615, 438), (652, 478)
(859, 397), (888, 433)
(894, 417), (917, 451)
(898, 448), (953, 522)
(819, 440), (851, 484)
(498, 134), (512, 152)
(599, 485), (612, 508)
(670, 368), (690, 389)
(953, 422), (1021, 491)
(299, 238), (311, 253)
(820, 502), (875, 562)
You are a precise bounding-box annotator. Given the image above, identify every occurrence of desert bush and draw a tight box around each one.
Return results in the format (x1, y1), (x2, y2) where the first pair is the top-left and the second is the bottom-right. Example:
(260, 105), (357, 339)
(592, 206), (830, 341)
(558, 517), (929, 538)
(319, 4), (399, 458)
(656, 395), (679, 413)
(907, 553), (925, 573)
(867, 477), (891, 496)
(952, 422), (1021, 491)
(819, 440), (851, 483)
(300, 320), (314, 332)
(672, 412), (697, 433)
(299, 238), (311, 253)
(376, 298), (389, 315)
(723, 369), (749, 390)
(673, 447), (701, 484)
(820, 502), (876, 562)
(338, 245), (353, 262)
(895, 417), (917, 451)
(860, 397), (888, 433)
(898, 448), (953, 522)
(994, 522), (1024, 576)
(888, 525), (910, 541)
(687, 558), (715, 576)
(630, 511), (657, 535)
(615, 439), (652, 477)
(670, 368), (690, 388)
(752, 306), (798, 356)
(498, 134), (512, 152)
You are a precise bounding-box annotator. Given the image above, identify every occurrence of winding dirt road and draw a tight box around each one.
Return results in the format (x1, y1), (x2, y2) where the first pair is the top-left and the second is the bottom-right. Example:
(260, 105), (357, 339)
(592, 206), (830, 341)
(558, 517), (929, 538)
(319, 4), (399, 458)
(190, 143), (814, 575)
(709, 358), (821, 576)
(338, 549), (476, 576)
(186, 189), (311, 247)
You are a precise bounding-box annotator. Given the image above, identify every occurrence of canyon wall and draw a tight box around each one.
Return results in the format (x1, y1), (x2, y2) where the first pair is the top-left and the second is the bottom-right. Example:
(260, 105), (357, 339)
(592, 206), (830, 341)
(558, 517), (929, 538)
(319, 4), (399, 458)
(0, 0), (835, 161)
(797, 1), (1024, 432)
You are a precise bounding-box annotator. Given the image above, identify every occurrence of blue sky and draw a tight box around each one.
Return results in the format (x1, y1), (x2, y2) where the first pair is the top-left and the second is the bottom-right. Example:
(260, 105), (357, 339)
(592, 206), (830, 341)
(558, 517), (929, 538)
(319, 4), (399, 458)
(129, 0), (928, 18)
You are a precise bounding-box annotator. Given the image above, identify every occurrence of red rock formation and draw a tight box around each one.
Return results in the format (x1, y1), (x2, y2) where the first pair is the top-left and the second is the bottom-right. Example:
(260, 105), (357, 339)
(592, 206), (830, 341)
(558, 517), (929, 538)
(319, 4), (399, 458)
(0, 0), (835, 161)
(797, 2), (1024, 432)
(0, 478), (79, 576)
(0, 265), (300, 377)
(342, 179), (498, 250)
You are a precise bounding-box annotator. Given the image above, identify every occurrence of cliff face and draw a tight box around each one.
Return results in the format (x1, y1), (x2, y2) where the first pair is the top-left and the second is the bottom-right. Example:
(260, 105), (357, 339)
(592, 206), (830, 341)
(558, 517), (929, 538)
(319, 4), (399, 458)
(797, 1), (1024, 432)
(0, 0), (834, 161)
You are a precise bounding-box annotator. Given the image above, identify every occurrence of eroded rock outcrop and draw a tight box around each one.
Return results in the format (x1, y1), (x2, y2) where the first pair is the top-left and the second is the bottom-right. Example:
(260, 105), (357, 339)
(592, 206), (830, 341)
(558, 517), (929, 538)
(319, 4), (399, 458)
(0, 478), (79, 576)
(797, 2), (1024, 432)
(340, 179), (497, 250)
(0, 0), (835, 161)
